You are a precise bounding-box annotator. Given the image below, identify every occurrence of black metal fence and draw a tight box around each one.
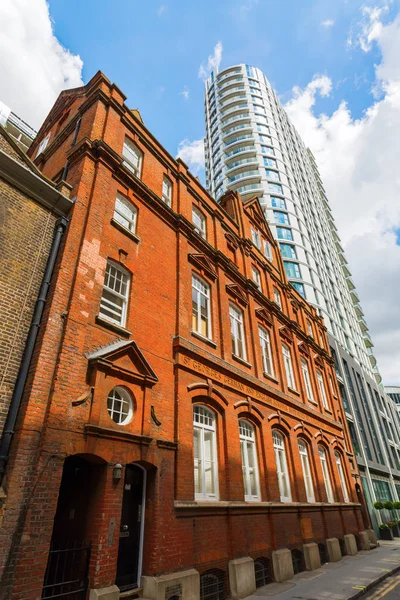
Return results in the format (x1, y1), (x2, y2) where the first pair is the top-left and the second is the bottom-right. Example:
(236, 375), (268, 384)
(41, 542), (90, 600)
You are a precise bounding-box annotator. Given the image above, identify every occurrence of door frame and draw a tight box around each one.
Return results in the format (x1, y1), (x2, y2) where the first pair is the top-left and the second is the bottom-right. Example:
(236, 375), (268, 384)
(135, 463), (147, 586)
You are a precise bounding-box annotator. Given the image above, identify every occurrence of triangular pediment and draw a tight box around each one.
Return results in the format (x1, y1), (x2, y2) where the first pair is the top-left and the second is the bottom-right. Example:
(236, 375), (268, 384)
(279, 325), (293, 343)
(314, 353), (324, 368)
(298, 341), (311, 356)
(244, 196), (266, 226)
(255, 307), (274, 327)
(226, 283), (249, 306)
(86, 339), (158, 385)
(188, 253), (217, 281)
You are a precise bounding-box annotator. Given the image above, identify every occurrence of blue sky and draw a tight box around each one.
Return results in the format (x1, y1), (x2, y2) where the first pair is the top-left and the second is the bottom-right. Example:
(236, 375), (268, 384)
(47, 0), (398, 166)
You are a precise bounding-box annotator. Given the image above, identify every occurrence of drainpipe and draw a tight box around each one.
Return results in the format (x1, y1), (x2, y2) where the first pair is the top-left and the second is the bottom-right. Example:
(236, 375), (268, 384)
(0, 216), (69, 484)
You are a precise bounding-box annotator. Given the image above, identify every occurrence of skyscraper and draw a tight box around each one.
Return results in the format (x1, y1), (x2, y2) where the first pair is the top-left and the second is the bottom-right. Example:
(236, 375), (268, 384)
(204, 64), (400, 529)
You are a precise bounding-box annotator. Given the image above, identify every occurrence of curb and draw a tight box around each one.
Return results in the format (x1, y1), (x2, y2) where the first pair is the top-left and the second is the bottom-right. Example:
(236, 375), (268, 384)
(350, 563), (400, 599)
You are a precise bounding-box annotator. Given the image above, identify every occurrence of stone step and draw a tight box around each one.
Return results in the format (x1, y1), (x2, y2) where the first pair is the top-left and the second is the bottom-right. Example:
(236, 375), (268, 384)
(119, 588), (150, 600)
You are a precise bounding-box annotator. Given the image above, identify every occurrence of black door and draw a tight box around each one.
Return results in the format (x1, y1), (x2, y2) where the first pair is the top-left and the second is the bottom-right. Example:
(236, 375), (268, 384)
(116, 464), (145, 591)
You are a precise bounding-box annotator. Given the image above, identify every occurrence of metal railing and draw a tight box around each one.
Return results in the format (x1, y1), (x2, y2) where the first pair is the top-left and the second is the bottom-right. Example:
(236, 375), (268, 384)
(42, 542), (90, 600)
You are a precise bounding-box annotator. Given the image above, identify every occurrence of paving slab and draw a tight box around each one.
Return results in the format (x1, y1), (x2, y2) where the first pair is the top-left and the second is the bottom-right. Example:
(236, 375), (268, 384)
(244, 540), (400, 600)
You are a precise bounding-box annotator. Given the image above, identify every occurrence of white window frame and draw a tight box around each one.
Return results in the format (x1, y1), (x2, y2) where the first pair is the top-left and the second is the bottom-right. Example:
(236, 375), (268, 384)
(273, 287), (282, 309)
(107, 386), (133, 425)
(122, 137), (143, 178)
(193, 405), (218, 500)
(192, 274), (212, 339)
(192, 206), (206, 239)
(307, 320), (313, 338)
(114, 193), (137, 233)
(230, 303), (247, 360)
(99, 260), (130, 327)
(251, 228), (261, 250)
(282, 343), (296, 390)
(252, 265), (262, 291)
(301, 358), (315, 403)
(273, 430), (291, 502)
(298, 439), (315, 502)
(162, 176), (172, 206)
(335, 452), (349, 502)
(36, 133), (50, 157)
(319, 446), (334, 503)
(317, 370), (329, 410)
(259, 326), (274, 377)
(239, 420), (260, 501)
(263, 240), (272, 261)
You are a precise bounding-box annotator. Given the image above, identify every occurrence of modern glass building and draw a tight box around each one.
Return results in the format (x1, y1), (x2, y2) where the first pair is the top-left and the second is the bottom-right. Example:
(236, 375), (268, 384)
(204, 64), (400, 530)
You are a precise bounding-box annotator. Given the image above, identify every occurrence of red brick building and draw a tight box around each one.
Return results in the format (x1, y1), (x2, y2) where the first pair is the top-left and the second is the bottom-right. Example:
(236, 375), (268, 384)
(0, 72), (370, 600)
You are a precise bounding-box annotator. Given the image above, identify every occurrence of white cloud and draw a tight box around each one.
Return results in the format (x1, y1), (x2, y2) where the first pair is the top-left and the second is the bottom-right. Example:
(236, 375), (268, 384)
(179, 86), (190, 101)
(285, 9), (400, 385)
(198, 41), (223, 82)
(176, 138), (205, 175)
(157, 5), (166, 17)
(0, 0), (83, 130)
(321, 19), (335, 28)
(347, 3), (389, 51)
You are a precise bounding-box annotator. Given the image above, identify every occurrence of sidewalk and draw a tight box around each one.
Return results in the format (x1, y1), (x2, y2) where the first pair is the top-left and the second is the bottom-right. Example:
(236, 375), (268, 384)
(244, 540), (400, 600)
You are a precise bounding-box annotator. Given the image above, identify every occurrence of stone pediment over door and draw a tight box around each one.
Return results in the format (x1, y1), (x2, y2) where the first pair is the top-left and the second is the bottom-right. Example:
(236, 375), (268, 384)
(86, 339), (158, 386)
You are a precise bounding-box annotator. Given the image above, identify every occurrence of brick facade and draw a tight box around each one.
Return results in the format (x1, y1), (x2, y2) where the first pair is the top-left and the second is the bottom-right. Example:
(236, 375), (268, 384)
(0, 73), (368, 600)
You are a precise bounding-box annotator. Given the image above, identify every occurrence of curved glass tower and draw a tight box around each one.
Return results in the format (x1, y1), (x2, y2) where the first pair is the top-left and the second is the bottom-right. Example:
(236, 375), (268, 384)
(204, 64), (400, 528)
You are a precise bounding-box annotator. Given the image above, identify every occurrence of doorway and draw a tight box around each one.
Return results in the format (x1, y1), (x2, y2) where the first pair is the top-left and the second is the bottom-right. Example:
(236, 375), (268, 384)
(116, 464), (146, 591)
(42, 455), (104, 599)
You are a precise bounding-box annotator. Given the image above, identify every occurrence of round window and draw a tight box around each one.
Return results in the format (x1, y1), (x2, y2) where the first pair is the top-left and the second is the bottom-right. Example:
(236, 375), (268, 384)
(107, 387), (133, 425)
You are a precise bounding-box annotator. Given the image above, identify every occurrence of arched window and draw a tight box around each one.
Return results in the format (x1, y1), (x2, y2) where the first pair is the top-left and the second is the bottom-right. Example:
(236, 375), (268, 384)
(122, 137), (143, 178)
(272, 430), (291, 502)
(298, 439), (315, 502)
(193, 406), (218, 500)
(192, 206), (207, 239)
(239, 420), (260, 501)
(318, 446), (334, 503)
(114, 193), (137, 233)
(335, 452), (349, 502)
(107, 386), (133, 425)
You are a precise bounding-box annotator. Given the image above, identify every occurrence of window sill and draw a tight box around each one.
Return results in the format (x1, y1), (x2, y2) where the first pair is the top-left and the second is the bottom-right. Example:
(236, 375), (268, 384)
(110, 218), (140, 243)
(174, 500), (359, 510)
(324, 408), (333, 415)
(263, 372), (279, 384)
(232, 354), (252, 368)
(288, 387), (300, 396)
(308, 399), (319, 406)
(95, 315), (132, 338)
(191, 330), (217, 348)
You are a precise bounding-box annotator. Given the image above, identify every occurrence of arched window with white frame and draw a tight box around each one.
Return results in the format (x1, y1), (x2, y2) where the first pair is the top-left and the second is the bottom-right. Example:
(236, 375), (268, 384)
(193, 405), (218, 500)
(239, 420), (260, 501)
(318, 446), (334, 503)
(335, 451), (349, 502)
(298, 439), (315, 502)
(114, 193), (137, 233)
(122, 137), (143, 178)
(272, 430), (291, 502)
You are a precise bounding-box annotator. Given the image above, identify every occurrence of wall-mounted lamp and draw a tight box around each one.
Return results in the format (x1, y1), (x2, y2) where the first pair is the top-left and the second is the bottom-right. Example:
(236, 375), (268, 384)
(113, 463), (123, 483)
